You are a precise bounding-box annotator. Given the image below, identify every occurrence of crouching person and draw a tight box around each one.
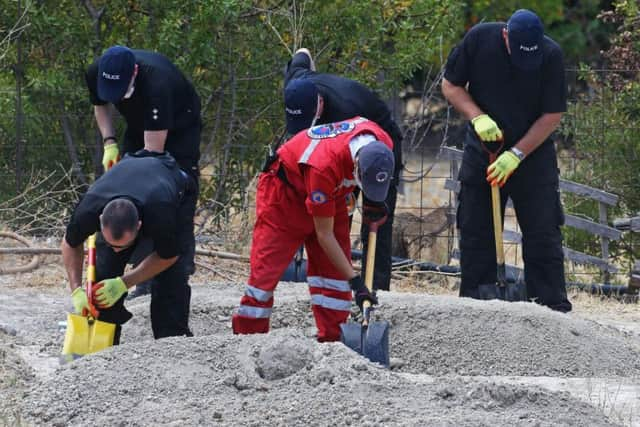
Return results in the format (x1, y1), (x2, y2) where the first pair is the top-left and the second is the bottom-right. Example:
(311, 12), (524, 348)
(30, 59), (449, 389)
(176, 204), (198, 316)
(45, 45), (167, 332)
(61, 150), (196, 343)
(232, 117), (394, 342)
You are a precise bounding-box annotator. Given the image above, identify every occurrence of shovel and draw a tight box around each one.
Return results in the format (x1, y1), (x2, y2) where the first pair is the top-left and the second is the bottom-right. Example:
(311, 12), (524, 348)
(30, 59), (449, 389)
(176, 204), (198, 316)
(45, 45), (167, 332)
(477, 141), (527, 301)
(62, 234), (116, 361)
(340, 213), (390, 368)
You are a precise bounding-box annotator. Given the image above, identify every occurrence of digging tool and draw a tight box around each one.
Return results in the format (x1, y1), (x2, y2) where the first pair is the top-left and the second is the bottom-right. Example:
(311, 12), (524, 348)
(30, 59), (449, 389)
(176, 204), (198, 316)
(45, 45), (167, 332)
(340, 212), (390, 368)
(62, 234), (115, 360)
(478, 141), (527, 301)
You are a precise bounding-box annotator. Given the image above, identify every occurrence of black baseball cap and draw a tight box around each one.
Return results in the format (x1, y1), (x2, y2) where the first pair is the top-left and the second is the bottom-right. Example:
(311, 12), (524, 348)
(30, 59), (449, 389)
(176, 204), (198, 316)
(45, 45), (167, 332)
(98, 46), (136, 103)
(356, 141), (395, 202)
(507, 9), (544, 70)
(284, 79), (319, 135)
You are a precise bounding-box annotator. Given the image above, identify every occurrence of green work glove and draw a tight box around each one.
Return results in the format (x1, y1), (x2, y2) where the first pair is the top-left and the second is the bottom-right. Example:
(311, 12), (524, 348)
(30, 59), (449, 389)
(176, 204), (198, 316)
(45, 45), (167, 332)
(71, 287), (91, 316)
(487, 151), (520, 187)
(92, 277), (127, 309)
(102, 143), (120, 171)
(471, 114), (503, 142)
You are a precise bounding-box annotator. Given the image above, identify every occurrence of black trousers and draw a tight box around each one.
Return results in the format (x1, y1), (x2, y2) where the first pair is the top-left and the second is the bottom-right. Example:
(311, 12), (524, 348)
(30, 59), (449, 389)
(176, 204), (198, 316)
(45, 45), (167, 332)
(457, 135), (572, 312)
(357, 184), (398, 291)
(95, 178), (198, 341)
(358, 135), (402, 291)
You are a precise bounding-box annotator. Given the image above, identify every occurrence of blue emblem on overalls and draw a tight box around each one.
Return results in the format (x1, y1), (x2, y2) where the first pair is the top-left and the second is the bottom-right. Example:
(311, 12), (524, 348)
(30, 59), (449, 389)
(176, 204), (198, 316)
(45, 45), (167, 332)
(307, 119), (357, 139)
(310, 191), (328, 204)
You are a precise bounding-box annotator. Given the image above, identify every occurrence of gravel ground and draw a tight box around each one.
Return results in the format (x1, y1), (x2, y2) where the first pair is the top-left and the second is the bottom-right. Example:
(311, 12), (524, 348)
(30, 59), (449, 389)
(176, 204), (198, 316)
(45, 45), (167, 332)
(15, 331), (620, 426)
(1, 274), (639, 426)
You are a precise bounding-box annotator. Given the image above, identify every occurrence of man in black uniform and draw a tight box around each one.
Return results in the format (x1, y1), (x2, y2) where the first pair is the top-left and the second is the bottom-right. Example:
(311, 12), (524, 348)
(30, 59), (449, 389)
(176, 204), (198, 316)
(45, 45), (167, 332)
(61, 151), (195, 341)
(441, 9), (571, 312)
(283, 48), (403, 291)
(85, 45), (201, 298)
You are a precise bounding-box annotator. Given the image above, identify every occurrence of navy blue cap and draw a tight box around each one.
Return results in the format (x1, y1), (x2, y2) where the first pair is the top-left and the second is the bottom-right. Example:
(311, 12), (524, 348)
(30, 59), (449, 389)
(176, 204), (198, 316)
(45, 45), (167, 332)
(507, 9), (544, 70)
(284, 79), (319, 135)
(357, 141), (395, 202)
(98, 46), (136, 103)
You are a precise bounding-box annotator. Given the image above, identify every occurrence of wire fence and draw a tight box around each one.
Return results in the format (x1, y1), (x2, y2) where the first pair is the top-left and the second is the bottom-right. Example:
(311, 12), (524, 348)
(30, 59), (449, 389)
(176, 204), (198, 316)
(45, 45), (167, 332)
(1, 67), (639, 286)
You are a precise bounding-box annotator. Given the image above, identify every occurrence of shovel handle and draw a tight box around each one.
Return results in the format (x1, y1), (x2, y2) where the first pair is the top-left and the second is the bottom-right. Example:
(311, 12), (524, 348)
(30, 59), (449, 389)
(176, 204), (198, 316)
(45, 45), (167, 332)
(490, 185), (504, 265)
(85, 234), (100, 319)
(480, 136), (505, 164)
(362, 204), (388, 232)
(490, 184), (507, 289)
(361, 228), (378, 325)
(361, 210), (385, 325)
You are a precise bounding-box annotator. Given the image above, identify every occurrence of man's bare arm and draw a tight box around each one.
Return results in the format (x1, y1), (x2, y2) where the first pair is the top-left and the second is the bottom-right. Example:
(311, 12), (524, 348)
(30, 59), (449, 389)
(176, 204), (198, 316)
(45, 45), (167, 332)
(121, 252), (178, 288)
(441, 78), (483, 120)
(94, 105), (116, 141)
(144, 130), (169, 153)
(313, 215), (356, 280)
(514, 112), (563, 156)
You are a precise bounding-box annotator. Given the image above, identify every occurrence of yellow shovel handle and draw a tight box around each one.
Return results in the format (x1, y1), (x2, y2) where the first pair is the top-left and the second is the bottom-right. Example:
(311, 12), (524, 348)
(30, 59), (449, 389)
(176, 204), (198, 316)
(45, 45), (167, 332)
(491, 184), (505, 265)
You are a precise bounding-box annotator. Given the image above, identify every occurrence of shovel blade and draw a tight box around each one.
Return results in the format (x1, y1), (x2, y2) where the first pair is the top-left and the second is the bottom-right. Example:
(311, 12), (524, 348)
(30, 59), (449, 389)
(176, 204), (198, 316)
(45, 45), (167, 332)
(340, 322), (363, 354)
(340, 320), (390, 368)
(477, 282), (527, 302)
(62, 313), (116, 358)
(363, 320), (390, 368)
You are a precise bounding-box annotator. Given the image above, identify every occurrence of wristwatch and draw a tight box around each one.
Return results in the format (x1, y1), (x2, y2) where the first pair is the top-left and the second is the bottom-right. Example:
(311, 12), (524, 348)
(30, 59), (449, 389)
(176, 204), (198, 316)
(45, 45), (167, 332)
(510, 147), (525, 161)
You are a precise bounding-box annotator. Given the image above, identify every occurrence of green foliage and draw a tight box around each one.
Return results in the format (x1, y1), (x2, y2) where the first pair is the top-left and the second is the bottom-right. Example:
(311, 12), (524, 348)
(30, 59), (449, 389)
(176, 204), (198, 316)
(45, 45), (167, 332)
(559, 0), (640, 264)
(0, 0), (464, 223)
(468, 1), (613, 65)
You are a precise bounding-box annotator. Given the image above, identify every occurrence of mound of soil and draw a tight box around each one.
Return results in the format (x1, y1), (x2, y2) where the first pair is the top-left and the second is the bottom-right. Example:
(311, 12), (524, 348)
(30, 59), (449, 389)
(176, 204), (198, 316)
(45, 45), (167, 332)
(19, 330), (616, 427)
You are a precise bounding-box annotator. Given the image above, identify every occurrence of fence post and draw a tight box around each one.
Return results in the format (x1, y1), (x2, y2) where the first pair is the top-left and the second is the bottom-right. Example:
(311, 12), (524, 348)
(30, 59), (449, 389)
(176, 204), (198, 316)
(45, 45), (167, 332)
(599, 201), (610, 284)
(447, 158), (459, 263)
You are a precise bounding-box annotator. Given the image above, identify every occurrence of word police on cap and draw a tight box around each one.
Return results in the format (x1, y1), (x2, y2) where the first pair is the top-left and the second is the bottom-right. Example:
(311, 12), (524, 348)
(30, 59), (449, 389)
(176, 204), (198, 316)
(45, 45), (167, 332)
(102, 72), (121, 80)
(520, 44), (538, 52)
(286, 107), (302, 115)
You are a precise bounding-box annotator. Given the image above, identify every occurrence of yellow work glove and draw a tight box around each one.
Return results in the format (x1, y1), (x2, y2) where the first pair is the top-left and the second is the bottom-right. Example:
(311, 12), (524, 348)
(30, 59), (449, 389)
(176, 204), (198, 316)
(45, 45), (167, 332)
(71, 287), (91, 316)
(92, 277), (127, 309)
(471, 114), (503, 142)
(102, 143), (120, 171)
(487, 151), (521, 187)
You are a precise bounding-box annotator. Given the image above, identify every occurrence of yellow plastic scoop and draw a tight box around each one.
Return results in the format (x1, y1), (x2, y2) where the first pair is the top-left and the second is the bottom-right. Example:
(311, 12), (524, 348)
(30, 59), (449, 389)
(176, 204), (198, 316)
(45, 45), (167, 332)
(62, 234), (115, 360)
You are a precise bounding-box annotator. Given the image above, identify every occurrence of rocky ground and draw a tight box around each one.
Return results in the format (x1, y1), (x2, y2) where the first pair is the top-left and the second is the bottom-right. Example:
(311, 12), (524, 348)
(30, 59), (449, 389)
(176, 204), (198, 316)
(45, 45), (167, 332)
(1, 258), (639, 426)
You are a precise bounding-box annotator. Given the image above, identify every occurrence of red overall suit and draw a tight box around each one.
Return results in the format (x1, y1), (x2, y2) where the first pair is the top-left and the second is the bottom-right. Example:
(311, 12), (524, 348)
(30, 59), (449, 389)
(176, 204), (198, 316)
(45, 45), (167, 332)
(232, 117), (393, 341)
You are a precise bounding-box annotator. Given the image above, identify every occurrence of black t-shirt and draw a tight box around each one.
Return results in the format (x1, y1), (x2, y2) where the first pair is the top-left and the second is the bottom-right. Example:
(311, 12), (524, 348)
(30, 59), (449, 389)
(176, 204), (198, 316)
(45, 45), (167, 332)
(86, 50), (201, 166)
(444, 23), (567, 149)
(284, 52), (403, 173)
(64, 151), (186, 259)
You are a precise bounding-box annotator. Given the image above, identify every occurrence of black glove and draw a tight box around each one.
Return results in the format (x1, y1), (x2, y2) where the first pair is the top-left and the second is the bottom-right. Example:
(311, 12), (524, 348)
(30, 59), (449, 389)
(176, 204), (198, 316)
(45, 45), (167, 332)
(349, 275), (378, 310)
(362, 203), (388, 222)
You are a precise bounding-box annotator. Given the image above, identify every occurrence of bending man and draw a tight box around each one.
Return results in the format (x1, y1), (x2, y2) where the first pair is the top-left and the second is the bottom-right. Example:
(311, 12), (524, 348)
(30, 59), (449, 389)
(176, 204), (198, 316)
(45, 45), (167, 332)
(283, 48), (403, 291)
(232, 117), (394, 341)
(62, 151), (196, 342)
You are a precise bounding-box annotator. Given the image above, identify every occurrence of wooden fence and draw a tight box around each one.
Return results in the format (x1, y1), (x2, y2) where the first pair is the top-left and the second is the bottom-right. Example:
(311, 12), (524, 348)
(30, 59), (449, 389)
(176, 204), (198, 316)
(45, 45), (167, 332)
(440, 146), (622, 283)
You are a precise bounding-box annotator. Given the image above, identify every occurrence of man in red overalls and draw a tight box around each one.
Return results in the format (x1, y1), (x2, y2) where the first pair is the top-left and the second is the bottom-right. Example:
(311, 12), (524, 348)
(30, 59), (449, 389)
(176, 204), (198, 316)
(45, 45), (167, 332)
(232, 117), (394, 341)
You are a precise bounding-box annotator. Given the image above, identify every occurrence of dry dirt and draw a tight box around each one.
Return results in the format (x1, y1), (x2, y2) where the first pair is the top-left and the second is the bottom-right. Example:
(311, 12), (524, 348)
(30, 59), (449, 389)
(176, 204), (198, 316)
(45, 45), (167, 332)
(1, 257), (640, 426)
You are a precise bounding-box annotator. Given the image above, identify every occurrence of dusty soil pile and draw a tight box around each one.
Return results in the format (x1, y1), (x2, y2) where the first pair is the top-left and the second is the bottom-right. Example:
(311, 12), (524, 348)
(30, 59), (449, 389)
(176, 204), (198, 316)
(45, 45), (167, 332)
(1, 278), (639, 425)
(19, 330), (617, 426)
(133, 284), (640, 378)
